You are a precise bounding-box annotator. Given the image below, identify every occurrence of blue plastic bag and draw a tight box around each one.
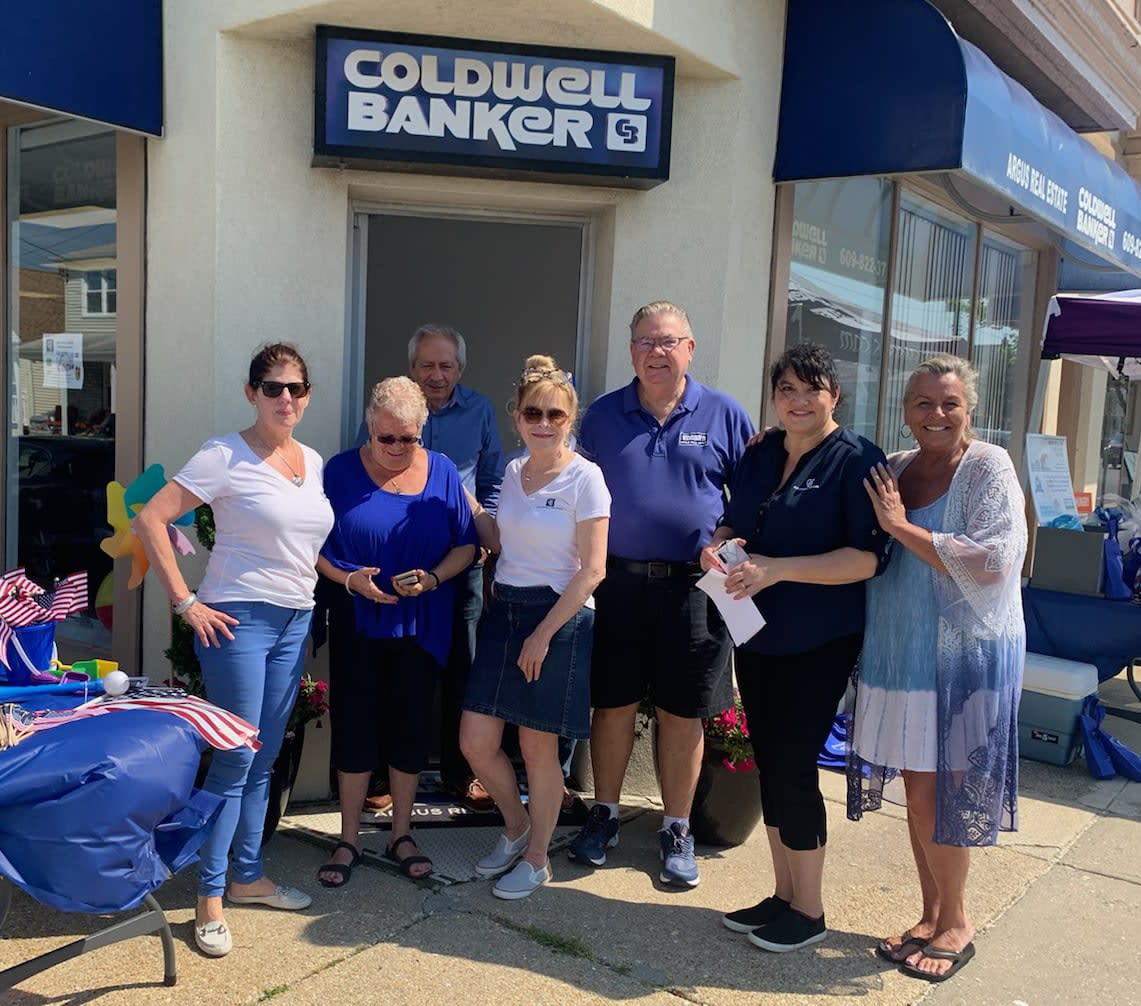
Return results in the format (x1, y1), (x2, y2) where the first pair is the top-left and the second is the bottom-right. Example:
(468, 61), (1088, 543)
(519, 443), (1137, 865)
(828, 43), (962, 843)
(1096, 508), (1133, 600)
(1079, 696), (1116, 779)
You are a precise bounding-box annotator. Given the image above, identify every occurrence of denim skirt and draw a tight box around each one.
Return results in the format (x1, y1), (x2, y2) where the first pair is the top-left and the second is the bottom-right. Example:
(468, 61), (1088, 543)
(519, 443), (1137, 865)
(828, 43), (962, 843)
(465, 583), (594, 739)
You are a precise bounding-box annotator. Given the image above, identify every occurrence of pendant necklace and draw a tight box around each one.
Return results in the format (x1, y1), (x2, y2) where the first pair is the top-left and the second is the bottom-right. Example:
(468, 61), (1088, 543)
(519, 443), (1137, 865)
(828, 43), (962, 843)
(254, 432), (304, 486)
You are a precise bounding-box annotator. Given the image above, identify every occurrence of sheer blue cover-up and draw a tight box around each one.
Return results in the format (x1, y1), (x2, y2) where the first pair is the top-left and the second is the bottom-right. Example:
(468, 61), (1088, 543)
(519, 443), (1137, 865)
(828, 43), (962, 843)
(847, 441), (1026, 847)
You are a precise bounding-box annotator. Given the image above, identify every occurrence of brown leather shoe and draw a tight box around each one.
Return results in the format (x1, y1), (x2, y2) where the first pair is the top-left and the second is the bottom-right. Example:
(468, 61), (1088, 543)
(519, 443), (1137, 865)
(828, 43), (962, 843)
(461, 777), (495, 812)
(363, 793), (393, 812)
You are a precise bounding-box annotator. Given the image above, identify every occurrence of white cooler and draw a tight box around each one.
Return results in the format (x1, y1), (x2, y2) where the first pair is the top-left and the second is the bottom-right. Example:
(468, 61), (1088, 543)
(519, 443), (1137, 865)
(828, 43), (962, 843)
(1018, 652), (1099, 766)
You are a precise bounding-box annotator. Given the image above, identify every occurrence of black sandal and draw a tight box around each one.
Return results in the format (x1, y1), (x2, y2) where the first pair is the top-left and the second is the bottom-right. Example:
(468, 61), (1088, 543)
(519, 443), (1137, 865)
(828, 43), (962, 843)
(383, 834), (433, 879)
(317, 841), (361, 888)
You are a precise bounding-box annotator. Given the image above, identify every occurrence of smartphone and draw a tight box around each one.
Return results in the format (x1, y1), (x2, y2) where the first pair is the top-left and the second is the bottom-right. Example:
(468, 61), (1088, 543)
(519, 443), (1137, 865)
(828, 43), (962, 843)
(715, 539), (749, 570)
(394, 571), (420, 586)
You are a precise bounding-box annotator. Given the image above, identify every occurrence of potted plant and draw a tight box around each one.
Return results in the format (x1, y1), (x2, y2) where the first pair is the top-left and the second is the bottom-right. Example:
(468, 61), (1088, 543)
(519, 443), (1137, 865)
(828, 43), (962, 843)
(163, 505), (327, 842)
(641, 688), (762, 847)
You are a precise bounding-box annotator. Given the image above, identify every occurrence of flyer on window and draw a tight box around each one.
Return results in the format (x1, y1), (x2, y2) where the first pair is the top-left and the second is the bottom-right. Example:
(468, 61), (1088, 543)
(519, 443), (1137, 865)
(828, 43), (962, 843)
(42, 332), (84, 390)
(1025, 433), (1080, 526)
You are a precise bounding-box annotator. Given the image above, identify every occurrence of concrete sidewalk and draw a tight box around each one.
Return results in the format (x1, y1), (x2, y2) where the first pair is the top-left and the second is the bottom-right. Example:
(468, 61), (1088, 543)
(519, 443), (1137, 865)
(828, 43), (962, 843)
(1, 710), (1138, 1006)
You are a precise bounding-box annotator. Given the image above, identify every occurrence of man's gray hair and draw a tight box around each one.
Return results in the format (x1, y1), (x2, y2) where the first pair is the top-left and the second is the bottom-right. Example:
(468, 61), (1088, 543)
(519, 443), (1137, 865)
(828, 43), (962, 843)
(628, 301), (693, 340)
(408, 323), (467, 369)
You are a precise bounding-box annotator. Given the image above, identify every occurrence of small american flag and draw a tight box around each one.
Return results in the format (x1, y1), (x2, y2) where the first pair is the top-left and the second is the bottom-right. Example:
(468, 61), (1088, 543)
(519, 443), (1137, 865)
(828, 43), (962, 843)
(31, 571), (88, 622)
(0, 568), (88, 670)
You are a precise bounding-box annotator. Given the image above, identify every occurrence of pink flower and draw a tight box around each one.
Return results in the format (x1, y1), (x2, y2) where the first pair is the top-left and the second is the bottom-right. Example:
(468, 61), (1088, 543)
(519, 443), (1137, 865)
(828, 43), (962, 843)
(722, 757), (737, 772)
(739, 758), (756, 772)
(721, 708), (738, 729)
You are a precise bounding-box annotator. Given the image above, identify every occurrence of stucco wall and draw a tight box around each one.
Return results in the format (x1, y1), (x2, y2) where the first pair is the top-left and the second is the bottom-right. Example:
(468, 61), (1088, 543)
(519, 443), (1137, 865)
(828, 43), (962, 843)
(145, 2), (785, 794)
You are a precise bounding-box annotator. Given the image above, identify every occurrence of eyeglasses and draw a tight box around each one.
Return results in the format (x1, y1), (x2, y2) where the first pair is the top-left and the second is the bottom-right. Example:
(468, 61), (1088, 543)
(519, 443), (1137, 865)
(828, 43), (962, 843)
(373, 434), (421, 446)
(632, 337), (687, 352)
(253, 380), (311, 399)
(519, 406), (570, 425)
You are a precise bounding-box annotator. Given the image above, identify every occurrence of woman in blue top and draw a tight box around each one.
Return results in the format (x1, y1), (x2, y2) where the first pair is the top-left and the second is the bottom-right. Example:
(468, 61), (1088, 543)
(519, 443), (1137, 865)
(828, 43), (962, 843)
(703, 343), (889, 954)
(316, 377), (477, 885)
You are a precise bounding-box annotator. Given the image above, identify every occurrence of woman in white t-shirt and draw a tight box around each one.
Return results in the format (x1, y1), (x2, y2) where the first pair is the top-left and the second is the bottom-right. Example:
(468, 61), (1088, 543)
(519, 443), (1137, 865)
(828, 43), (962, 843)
(460, 356), (610, 900)
(136, 343), (334, 960)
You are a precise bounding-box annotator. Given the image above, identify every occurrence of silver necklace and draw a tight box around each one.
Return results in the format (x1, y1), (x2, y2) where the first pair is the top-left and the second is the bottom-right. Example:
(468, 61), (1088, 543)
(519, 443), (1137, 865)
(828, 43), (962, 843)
(254, 433), (304, 486)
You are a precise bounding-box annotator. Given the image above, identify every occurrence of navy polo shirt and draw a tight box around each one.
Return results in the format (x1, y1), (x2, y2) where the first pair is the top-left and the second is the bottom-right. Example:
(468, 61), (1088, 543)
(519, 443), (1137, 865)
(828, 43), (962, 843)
(579, 377), (753, 562)
(723, 427), (889, 655)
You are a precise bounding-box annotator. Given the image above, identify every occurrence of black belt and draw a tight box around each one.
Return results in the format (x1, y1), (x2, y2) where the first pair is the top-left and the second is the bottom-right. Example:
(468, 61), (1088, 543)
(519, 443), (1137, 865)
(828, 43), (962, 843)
(606, 557), (700, 579)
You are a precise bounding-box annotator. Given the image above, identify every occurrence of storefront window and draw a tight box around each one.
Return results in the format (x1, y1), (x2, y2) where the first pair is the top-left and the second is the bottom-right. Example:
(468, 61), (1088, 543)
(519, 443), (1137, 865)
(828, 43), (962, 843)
(787, 178), (892, 440)
(6, 120), (116, 652)
(973, 231), (1037, 448)
(882, 191), (976, 454)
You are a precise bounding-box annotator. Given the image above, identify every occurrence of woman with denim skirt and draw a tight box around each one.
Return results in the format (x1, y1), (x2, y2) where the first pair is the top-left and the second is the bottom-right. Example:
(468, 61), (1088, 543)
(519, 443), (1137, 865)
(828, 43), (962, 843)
(136, 343), (334, 959)
(460, 356), (610, 900)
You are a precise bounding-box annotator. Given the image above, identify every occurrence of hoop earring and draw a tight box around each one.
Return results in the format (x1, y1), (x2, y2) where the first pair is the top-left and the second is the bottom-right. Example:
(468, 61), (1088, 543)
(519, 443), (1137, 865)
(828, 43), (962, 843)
(899, 424), (912, 440)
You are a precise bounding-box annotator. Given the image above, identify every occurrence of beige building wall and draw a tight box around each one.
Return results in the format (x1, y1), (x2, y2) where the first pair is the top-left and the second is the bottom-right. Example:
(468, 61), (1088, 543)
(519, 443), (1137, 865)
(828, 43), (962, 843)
(146, 1), (786, 793)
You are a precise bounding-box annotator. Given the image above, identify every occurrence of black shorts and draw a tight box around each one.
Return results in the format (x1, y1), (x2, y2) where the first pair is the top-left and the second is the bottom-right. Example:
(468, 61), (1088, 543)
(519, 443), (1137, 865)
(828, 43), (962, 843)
(590, 560), (732, 718)
(330, 634), (438, 775)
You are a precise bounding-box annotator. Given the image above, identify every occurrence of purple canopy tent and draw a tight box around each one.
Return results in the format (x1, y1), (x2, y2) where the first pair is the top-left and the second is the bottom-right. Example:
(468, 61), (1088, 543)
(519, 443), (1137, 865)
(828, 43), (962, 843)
(1031, 289), (1141, 436)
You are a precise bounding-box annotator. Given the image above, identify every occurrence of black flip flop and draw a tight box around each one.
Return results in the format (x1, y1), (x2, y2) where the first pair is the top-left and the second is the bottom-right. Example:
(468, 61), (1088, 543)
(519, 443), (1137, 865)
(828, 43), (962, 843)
(876, 933), (930, 963)
(383, 834), (433, 879)
(317, 841), (361, 888)
(900, 941), (976, 982)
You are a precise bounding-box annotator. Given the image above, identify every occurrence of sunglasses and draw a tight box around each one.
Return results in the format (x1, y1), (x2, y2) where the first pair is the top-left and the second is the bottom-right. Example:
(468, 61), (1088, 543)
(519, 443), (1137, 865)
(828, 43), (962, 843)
(520, 406), (570, 425)
(373, 434), (421, 446)
(253, 380), (311, 399)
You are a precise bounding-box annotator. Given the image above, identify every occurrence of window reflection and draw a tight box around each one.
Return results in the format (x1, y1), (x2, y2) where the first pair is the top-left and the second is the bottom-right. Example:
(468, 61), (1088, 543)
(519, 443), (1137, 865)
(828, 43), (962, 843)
(7, 120), (116, 652)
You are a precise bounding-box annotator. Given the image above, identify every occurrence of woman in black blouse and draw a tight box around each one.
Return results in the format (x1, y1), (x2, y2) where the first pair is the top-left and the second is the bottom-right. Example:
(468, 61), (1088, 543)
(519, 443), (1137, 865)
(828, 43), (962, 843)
(702, 342), (888, 954)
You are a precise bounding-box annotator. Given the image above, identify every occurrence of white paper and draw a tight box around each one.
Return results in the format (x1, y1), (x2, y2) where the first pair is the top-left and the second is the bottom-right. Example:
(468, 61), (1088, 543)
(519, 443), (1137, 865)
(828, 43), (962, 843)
(42, 332), (84, 390)
(1025, 433), (1080, 526)
(696, 568), (766, 646)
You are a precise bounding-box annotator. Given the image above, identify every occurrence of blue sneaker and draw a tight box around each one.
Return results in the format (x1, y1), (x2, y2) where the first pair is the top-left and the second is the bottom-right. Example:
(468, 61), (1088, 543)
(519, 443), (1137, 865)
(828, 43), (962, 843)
(566, 804), (619, 866)
(658, 822), (700, 887)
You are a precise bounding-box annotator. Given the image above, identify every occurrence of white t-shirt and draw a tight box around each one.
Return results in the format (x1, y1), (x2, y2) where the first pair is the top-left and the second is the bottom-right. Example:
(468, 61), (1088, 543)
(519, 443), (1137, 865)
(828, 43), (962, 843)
(174, 432), (335, 609)
(494, 454), (610, 604)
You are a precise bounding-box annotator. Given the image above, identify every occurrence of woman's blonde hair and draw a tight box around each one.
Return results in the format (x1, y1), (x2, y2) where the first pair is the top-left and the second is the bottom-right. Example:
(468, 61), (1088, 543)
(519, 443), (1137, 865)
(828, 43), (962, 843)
(513, 354), (578, 429)
(904, 355), (979, 411)
(366, 376), (428, 431)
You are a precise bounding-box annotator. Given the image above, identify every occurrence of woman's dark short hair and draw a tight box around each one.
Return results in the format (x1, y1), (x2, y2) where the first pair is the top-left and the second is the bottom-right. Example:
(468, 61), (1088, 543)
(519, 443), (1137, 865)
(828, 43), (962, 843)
(248, 343), (309, 388)
(769, 342), (840, 397)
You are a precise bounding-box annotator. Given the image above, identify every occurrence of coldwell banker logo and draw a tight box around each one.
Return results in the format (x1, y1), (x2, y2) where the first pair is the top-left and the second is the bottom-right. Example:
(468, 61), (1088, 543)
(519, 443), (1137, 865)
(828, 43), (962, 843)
(317, 30), (673, 185)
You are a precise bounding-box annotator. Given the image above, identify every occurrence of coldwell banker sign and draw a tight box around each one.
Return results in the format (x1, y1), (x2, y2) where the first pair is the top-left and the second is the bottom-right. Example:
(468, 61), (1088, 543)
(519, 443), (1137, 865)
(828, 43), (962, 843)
(314, 27), (674, 188)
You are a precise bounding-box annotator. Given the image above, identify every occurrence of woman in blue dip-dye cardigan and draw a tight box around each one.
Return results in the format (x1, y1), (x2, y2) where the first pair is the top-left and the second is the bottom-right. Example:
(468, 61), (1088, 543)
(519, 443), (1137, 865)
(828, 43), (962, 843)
(852, 355), (1027, 984)
(316, 376), (477, 886)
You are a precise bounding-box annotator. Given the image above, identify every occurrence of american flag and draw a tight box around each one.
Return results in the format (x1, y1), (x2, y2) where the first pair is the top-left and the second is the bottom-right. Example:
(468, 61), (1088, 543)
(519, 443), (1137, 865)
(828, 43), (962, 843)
(20, 687), (262, 752)
(0, 568), (88, 670)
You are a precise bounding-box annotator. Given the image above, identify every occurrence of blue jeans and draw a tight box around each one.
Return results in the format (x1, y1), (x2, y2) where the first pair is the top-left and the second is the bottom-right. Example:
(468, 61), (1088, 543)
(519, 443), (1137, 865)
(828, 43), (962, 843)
(194, 601), (312, 897)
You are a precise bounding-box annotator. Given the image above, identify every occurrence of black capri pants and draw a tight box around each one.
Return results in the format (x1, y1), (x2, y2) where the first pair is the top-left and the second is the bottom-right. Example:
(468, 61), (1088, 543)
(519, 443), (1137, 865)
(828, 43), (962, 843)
(736, 634), (862, 851)
(330, 633), (439, 776)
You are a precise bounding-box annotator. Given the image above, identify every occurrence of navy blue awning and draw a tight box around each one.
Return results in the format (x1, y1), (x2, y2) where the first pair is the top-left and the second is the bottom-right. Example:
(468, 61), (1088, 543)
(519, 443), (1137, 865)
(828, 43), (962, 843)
(0, 1), (163, 136)
(775, 0), (1141, 278)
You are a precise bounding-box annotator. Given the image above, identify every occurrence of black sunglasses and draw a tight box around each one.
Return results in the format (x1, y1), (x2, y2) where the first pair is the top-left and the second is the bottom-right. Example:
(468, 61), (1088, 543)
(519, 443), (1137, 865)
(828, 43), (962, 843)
(253, 379), (311, 399)
(374, 434), (421, 446)
(520, 406), (570, 425)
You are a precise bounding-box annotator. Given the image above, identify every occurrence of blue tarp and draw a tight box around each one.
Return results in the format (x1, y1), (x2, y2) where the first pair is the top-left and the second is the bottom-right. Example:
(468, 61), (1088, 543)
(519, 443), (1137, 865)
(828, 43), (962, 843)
(0, 705), (219, 913)
(775, 0), (1141, 279)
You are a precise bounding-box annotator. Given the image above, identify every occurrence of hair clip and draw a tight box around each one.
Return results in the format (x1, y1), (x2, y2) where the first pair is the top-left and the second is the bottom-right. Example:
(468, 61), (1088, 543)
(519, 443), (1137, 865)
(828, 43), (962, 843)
(519, 368), (573, 384)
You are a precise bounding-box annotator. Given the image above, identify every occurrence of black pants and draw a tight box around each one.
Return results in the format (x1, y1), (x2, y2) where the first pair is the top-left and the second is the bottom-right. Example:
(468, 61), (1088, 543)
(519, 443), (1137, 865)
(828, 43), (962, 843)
(736, 634), (862, 851)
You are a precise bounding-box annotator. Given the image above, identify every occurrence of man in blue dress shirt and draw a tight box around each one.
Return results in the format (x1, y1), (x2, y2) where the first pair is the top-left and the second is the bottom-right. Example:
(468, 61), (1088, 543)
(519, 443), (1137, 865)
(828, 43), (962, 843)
(409, 324), (504, 810)
(568, 301), (753, 887)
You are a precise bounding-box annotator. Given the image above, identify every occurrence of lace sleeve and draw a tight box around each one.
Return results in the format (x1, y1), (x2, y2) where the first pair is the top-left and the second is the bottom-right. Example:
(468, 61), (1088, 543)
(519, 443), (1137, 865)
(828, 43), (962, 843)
(932, 444), (1028, 637)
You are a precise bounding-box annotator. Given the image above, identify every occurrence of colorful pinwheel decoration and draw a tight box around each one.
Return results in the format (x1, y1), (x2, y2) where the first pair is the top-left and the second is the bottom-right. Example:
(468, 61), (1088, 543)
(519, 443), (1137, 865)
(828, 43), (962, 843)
(100, 464), (197, 588)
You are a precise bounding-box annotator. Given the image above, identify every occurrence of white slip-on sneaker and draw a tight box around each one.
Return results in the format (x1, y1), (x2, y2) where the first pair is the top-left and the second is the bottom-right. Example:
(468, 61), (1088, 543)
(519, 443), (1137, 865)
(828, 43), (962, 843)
(475, 827), (531, 878)
(194, 920), (233, 957)
(492, 859), (552, 900)
(227, 884), (312, 910)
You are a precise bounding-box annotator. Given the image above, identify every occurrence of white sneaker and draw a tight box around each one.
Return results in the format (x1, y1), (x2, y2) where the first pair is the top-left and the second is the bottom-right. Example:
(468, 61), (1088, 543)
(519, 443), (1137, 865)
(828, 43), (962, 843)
(492, 860), (551, 900)
(475, 826), (531, 878)
(195, 919), (233, 957)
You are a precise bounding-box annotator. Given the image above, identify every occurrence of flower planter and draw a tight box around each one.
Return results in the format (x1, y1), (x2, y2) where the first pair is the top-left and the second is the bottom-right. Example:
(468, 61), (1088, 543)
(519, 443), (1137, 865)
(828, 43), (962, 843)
(690, 745), (763, 848)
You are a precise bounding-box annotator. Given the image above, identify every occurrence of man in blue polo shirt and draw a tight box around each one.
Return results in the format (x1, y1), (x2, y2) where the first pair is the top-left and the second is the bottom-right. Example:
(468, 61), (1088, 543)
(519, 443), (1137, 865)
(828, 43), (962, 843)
(569, 301), (753, 887)
(409, 323), (504, 810)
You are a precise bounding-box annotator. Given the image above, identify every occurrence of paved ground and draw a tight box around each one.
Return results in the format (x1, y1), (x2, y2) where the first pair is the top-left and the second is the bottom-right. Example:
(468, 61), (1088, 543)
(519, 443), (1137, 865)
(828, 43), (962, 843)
(1, 687), (1138, 1006)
